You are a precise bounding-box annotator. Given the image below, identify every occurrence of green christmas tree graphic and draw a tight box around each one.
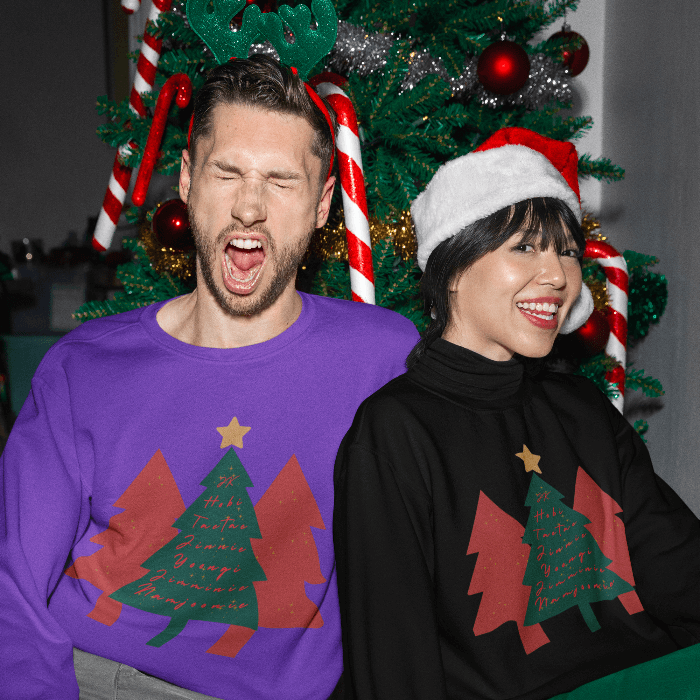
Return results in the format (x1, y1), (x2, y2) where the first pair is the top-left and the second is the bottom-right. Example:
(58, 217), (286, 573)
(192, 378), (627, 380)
(522, 472), (634, 633)
(110, 447), (266, 647)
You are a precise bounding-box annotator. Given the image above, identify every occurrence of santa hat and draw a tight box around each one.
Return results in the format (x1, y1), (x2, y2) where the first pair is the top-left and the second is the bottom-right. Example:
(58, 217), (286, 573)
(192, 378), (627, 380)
(411, 126), (592, 333)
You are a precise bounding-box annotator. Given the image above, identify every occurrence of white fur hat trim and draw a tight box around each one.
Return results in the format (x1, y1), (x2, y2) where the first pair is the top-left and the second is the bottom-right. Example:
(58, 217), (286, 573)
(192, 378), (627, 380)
(559, 282), (594, 334)
(411, 144), (582, 270)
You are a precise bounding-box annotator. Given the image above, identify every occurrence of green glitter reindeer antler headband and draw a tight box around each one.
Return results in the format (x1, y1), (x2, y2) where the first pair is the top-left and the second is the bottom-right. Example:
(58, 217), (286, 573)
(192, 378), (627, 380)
(185, 0), (339, 177)
(186, 0), (338, 81)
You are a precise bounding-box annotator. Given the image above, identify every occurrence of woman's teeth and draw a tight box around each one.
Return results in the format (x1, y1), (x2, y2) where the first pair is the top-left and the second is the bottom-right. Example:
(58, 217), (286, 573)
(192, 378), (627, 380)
(516, 301), (558, 320)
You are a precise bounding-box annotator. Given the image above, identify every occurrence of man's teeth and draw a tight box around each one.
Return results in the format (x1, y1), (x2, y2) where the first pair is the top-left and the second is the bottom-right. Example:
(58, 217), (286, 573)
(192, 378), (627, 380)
(231, 238), (262, 249)
(516, 301), (559, 320)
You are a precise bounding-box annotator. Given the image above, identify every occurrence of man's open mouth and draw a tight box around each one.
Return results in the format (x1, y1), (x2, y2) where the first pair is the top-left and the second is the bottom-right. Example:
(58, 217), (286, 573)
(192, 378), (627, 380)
(223, 237), (266, 293)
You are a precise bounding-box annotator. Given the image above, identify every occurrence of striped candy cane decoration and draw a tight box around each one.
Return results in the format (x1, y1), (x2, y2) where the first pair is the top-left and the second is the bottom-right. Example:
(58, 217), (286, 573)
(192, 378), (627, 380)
(584, 240), (629, 412)
(121, 0), (142, 14)
(93, 0), (173, 252)
(312, 75), (375, 304)
(132, 74), (192, 206)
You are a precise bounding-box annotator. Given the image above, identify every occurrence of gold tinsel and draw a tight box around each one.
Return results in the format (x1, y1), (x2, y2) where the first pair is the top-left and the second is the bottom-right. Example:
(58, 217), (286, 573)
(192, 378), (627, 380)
(582, 212), (609, 312)
(140, 221), (196, 280)
(582, 212), (606, 242)
(309, 209), (417, 261)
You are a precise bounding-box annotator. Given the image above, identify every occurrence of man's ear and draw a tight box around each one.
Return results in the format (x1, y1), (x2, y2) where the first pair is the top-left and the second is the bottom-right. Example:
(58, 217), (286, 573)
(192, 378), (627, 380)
(179, 149), (192, 204)
(315, 175), (336, 229)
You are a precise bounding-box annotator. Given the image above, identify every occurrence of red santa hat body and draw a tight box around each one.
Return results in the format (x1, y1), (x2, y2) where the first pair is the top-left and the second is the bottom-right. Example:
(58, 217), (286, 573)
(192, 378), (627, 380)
(410, 127), (592, 333)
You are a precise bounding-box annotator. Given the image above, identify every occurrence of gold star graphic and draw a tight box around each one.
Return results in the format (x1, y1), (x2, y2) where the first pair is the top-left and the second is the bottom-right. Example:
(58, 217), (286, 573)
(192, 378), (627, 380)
(516, 445), (542, 474)
(216, 417), (251, 449)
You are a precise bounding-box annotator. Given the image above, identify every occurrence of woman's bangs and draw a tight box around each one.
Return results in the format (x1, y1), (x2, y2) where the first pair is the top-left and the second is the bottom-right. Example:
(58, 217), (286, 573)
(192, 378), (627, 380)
(514, 198), (584, 257)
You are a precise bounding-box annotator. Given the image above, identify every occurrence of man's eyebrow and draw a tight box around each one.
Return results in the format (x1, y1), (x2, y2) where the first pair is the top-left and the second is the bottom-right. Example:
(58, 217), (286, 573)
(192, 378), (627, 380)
(209, 160), (303, 181)
(210, 160), (242, 174)
(267, 169), (304, 181)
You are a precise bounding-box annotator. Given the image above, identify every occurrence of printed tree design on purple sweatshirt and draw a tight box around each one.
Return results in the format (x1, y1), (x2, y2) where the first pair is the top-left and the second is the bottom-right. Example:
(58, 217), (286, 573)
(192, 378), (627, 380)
(522, 472), (634, 632)
(110, 447), (266, 646)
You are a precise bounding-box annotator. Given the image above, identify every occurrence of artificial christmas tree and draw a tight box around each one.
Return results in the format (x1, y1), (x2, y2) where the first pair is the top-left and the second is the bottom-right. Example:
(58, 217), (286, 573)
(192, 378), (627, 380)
(77, 0), (667, 424)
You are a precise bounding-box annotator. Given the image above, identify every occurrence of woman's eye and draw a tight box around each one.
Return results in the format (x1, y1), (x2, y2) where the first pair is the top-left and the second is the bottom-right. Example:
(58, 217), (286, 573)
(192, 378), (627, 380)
(514, 243), (535, 253)
(561, 248), (579, 258)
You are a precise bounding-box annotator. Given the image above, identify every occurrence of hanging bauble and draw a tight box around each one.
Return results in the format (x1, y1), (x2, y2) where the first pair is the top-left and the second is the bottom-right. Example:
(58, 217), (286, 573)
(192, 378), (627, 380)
(477, 40), (530, 95)
(573, 307), (610, 356)
(152, 199), (194, 250)
(548, 26), (590, 77)
(232, 0), (278, 27)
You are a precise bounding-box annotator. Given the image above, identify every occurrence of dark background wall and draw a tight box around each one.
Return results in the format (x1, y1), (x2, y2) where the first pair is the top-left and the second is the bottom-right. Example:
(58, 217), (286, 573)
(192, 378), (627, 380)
(0, 1), (118, 257)
(601, 0), (700, 514)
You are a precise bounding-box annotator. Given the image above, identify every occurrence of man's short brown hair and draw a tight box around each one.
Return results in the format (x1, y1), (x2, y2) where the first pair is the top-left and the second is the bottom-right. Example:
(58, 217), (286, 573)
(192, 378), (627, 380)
(189, 54), (337, 184)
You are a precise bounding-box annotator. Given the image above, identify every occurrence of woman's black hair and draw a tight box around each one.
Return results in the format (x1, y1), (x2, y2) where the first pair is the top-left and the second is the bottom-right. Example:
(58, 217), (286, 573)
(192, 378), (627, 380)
(406, 196), (584, 369)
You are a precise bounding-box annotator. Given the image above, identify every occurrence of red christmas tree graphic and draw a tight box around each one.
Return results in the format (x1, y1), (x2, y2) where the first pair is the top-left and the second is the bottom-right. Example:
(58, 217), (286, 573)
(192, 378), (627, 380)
(110, 447), (266, 647)
(522, 473), (635, 632)
(207, 454), (326, 658)
(65, 450), (185, 625)
(467, 491), (550, 654)
(573, 467), (644, 616)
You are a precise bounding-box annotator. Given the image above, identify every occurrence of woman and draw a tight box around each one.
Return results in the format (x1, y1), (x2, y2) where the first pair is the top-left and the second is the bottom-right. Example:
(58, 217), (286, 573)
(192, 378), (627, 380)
(333, 128), (700, 700)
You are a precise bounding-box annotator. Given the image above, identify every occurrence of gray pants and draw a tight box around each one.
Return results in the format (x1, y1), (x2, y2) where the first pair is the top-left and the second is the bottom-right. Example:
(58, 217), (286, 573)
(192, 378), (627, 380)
(74, 649), (344, 700)
(73, 649), (223, 700)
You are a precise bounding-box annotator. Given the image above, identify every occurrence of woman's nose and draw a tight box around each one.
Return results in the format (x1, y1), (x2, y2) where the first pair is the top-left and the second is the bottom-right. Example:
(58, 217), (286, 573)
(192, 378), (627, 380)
(537, 250), (567, 288)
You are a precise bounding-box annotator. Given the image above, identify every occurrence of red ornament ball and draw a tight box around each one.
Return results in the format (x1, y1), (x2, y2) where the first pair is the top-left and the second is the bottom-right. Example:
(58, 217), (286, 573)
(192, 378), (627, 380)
(548, 29), (590, 76)
(573, 308), (610, 356)
(477, 40), (530, 95)
(152, 199), (194, 250)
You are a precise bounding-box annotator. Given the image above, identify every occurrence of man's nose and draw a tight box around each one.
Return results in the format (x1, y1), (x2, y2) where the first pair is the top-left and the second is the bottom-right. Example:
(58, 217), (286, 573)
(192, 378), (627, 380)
(231, 178), (267, 228)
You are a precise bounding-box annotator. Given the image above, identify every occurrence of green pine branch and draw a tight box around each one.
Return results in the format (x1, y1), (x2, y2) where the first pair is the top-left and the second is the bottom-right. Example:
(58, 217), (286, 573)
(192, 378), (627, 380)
(578, 154), (625, 182)
(633, 419), (649, 442)
(574, 353), (620, 400)
(625, 367), (664, 398)
(624, 250), (660, 273)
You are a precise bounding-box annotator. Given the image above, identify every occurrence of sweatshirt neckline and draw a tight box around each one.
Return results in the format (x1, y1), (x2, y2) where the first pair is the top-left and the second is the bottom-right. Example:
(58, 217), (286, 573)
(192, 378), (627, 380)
(409, 338), (529, 408)
(140, 291), (315, 362)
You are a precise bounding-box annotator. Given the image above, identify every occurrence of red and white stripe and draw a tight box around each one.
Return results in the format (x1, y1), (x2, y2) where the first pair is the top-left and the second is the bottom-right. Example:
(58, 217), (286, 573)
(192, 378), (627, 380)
(121, 0), (142, 13)
(313, 78), (375, 304)
(584, 240), (629, 412)
(93, 0), (173, 251)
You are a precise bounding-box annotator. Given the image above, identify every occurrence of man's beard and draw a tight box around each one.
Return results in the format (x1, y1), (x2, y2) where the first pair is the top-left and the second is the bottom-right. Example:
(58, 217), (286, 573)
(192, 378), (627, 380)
(190, 207), (314, 318)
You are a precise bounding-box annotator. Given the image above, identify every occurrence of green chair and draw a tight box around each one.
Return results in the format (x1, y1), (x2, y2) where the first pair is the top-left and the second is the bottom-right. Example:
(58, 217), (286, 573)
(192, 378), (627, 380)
(552, 643), (700, 700)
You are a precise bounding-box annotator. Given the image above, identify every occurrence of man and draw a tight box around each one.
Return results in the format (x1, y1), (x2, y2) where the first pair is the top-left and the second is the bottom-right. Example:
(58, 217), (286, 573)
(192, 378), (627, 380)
(0, 55), (418, 700)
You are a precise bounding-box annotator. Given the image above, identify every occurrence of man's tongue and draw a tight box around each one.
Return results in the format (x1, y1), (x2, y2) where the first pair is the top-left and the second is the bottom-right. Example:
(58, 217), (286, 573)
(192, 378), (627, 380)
(229, 245), (264, 272)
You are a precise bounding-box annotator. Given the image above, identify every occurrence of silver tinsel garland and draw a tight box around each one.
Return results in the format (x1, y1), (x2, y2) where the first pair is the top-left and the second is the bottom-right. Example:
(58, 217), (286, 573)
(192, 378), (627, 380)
(326, 20), (572, 109)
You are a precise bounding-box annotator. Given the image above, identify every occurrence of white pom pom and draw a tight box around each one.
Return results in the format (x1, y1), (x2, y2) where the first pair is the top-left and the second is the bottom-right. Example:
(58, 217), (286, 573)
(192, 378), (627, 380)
(559, 284), (594, 335)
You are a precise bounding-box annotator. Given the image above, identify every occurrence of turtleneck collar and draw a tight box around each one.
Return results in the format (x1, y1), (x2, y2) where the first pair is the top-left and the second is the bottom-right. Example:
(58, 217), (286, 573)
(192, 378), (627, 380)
(408, 337), (529, 408)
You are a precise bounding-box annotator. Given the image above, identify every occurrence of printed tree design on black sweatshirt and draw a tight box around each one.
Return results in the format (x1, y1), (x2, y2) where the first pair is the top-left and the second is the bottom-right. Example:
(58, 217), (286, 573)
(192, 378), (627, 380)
(110, 447), (265, 646)
(522, 472), (634, 632)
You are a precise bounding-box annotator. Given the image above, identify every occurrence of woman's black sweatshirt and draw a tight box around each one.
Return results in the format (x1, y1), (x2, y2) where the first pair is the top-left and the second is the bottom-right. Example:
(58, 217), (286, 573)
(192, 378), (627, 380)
(334, 339), (700, 700)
